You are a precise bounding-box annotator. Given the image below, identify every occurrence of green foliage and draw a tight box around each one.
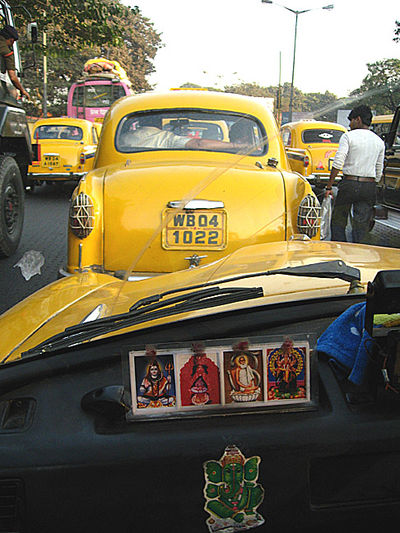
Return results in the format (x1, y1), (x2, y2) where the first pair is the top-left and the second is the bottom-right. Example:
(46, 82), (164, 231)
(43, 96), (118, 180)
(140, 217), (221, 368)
(221, 81), (340, 122)
(394, 20), (400, 43)
(349, 59), (400, 114)
(12, 0), (162, 116)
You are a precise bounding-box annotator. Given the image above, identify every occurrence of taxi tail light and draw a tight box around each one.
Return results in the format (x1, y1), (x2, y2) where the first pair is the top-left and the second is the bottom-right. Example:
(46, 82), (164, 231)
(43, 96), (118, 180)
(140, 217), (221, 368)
(69, 192), (94, 239)
(297, 194), (321, 238)
(80, 153), (86, 165)
(304, 155), (310, 168)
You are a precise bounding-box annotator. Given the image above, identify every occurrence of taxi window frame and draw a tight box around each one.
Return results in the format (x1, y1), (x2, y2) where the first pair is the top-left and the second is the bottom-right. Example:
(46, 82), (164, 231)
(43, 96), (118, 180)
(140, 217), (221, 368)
(114, 108), (268, 156)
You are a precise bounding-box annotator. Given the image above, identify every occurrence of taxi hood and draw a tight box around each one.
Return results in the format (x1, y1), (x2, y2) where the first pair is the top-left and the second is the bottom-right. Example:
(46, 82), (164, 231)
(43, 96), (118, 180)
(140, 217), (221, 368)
(2, 240), (400, 362)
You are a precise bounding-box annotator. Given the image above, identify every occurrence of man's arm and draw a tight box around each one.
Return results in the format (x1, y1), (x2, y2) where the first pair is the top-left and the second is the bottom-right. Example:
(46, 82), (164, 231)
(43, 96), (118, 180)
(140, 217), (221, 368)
(7, 69), (29, 99)
(375, 143), (385, 181)
(185, 137), (246, 151)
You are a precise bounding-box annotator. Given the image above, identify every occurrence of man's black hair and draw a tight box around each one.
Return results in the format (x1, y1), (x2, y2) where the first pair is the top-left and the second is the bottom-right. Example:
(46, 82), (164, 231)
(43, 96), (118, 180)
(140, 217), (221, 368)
(348, 105), (372, 127)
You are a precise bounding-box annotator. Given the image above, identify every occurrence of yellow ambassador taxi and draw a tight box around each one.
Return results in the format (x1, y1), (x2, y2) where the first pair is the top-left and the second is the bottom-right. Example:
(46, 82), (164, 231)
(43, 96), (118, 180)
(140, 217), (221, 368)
(66, 90), (321, 278)
(371, 113), (394, 141)
(281, 120), (347, 191)
(28, 117), (102, 189)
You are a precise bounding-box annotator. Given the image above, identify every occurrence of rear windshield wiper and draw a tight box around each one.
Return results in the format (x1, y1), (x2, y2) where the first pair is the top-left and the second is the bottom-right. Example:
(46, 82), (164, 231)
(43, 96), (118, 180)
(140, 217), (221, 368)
(20, 260), (360, 358)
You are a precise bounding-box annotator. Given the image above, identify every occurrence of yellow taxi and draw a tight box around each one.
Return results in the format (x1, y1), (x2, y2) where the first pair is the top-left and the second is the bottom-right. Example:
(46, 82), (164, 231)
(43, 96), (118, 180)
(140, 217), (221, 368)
(28, 117), (102, 188)
(280, 120), (347, 189)
(371, 113), (394, 140)
(66, 90), (321, 278)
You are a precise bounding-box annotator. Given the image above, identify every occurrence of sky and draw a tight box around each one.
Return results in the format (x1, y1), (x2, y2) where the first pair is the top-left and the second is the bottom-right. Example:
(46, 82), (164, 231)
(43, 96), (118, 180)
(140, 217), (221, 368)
(128, 0), (400, 98)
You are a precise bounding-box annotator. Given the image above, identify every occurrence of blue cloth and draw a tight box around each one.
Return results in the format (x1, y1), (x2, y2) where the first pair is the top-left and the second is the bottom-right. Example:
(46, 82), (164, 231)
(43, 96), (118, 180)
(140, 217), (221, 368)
(317, 302), (372, 385)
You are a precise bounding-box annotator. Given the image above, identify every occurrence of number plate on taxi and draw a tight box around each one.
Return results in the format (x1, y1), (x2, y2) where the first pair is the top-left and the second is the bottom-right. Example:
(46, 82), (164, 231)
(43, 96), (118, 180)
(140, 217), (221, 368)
(43, 155), (60, 167)
(162, 209), (227, 250)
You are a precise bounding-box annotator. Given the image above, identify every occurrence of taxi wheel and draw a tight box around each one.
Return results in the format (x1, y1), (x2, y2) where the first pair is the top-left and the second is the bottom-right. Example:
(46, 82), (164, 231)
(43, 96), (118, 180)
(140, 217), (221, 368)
(0, 156), (24, 257)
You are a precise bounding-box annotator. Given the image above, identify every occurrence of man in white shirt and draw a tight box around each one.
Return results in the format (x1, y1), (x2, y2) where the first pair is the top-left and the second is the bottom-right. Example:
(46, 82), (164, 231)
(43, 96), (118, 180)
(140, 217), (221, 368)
(325, 105), (385, 243)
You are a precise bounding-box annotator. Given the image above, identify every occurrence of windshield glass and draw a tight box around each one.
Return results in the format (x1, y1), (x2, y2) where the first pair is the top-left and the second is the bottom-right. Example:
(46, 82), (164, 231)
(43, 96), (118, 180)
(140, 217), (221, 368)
(33, 125), (83, 140)
(71, 83), (128, 108)
(301, 128), (344, 144)
(115, 109), (266, 154)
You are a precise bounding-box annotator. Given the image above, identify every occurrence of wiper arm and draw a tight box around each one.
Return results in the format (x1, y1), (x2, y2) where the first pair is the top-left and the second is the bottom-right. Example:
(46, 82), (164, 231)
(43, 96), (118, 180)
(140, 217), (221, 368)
(21, 286), (264, 357)
(21, 259), (360, 358)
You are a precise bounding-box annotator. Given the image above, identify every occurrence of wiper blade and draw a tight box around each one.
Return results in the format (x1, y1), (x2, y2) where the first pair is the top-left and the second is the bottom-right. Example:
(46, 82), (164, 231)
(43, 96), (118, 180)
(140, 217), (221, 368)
(21, 259), (360, 358)
(21, 286), (264, 357)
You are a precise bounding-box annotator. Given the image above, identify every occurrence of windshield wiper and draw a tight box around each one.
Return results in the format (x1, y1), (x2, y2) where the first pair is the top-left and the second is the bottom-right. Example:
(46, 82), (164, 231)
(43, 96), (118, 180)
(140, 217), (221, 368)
(21, 286), (264, 358)
(20, 260), (360, 358)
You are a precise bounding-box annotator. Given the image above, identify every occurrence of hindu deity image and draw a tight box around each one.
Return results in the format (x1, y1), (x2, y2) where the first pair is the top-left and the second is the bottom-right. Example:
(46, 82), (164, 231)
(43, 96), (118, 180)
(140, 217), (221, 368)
(135, 349), (176, 409)
(203, 444), (265, 532)
(225, 342), (262, 403)
(179, 344), (220, 407)
(267, 339), (307, 400)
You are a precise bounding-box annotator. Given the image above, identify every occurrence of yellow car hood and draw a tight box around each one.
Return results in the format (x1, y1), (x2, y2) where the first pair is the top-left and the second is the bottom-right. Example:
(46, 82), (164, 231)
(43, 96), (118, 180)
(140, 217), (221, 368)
(2, 240), (400, 362)
(101, 158), (288, 272)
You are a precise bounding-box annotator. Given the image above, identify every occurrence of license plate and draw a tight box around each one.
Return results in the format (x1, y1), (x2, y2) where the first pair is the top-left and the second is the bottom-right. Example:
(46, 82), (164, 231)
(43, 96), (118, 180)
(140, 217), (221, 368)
(43, 155), (60, 167)
(162, 209), (227, 250)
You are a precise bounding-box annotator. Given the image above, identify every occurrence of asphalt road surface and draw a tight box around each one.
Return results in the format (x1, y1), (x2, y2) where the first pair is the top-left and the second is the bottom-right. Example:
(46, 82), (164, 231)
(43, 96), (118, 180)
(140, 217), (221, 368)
(0, 182), (400, 317)
(0, 182), (75, 316)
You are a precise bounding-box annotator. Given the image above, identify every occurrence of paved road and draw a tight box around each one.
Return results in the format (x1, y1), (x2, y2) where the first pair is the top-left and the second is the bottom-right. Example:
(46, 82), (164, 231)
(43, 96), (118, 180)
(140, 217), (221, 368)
(0, 182), (75, 315)
(1, 182), (400, 317)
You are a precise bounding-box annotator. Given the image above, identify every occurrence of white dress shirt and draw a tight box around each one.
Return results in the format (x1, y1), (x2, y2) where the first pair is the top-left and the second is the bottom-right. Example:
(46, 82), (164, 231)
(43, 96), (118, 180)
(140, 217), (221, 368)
(332, 128), (385, 181)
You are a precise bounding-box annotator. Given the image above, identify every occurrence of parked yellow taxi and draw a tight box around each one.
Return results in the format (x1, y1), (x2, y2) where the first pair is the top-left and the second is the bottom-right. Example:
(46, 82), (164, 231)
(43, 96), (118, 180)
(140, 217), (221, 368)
(281, 120), (347, 190)
(28, 117), (102, 188)
(371, 113), (394, 141)
(66, 90), (321, 278)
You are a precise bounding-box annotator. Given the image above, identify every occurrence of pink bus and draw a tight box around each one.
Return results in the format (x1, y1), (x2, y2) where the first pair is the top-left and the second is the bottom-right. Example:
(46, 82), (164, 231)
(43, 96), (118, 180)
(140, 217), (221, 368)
(67, 75), (132, 122)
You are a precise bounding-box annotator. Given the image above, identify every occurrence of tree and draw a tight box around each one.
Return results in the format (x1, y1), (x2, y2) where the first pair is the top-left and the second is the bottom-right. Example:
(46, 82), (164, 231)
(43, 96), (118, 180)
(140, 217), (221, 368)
(13, 0), (127, 53)
(14, 1), (163, 116)
(394, 20), (400, 43)
(349, 59), (400, 114)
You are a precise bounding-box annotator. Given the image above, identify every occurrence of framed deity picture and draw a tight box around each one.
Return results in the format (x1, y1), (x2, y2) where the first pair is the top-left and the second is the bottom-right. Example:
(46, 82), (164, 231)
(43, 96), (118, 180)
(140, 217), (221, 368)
(124, 335), (315, 421)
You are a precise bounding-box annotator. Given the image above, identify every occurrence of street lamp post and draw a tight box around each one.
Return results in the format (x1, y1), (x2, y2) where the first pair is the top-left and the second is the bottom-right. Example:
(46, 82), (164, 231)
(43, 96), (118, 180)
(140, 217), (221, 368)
(261, 1), (334, 122)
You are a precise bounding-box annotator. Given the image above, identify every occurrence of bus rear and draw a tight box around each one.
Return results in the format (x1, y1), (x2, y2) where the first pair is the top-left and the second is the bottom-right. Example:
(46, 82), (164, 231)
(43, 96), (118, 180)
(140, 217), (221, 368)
(67, 78), (131, 122)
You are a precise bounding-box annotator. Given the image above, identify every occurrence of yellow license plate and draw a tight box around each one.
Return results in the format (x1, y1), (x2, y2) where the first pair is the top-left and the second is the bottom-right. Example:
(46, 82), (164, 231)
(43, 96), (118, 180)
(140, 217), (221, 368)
(162, 209), (227, 250)
(43, 155), (60, 167)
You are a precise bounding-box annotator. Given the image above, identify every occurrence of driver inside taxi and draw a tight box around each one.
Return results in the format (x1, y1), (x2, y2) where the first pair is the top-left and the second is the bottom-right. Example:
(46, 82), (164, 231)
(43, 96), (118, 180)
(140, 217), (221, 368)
(120, 115), (252, 152)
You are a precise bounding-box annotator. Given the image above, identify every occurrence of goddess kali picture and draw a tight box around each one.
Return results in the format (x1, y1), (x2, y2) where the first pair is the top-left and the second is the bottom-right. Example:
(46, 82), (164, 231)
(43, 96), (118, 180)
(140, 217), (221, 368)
(179, 344), (220, 407)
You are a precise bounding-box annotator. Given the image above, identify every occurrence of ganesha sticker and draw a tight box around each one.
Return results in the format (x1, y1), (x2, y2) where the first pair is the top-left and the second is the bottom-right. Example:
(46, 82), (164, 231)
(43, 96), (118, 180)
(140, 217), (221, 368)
(267, 339), (309, 401)
(203, 445), (265, 532)
(224, 342), (264, 404)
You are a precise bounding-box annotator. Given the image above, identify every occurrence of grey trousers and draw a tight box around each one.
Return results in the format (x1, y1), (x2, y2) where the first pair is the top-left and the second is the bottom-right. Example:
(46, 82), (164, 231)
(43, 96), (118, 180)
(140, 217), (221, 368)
(331, 179), (376, 243)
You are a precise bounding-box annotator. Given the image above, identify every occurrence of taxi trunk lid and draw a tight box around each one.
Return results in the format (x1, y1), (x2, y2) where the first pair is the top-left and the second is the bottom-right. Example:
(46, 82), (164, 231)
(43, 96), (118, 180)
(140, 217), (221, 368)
(102, 161), (287, 273)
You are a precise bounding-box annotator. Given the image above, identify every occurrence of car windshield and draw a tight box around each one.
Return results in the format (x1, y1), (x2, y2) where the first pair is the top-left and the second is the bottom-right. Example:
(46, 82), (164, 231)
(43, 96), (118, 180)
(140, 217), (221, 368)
(34, 125), (83, 140)
(115, 109), (266, 155)
(301, 128), (344, 143)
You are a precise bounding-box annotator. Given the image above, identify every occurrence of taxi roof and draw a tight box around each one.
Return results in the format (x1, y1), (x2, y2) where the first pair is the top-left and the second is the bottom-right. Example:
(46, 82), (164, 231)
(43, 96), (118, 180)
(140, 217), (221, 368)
(282, 120), (347, 131)
(105, 90), (277, 125)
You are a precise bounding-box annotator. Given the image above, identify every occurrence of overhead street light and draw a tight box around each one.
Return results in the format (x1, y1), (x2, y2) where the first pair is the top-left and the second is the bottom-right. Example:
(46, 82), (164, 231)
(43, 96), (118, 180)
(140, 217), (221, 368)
(261, 1), (334, 122)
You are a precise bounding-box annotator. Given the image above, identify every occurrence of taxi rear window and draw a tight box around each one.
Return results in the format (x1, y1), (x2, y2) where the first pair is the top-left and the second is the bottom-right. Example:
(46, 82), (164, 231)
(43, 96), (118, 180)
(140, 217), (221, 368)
(34, 125), (83, 141)
(302, 129), (344, 144)
(115, 109), (267, 155)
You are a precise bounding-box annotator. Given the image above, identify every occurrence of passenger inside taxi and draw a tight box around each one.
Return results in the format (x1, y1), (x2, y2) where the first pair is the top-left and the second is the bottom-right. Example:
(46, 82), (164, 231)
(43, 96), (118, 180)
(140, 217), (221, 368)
(118, 113), (262, 154)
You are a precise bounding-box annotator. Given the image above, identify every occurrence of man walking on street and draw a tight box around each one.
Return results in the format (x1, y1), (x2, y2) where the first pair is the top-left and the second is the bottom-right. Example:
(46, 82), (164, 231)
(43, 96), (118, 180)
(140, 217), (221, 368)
(324, 105), (385, 243)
